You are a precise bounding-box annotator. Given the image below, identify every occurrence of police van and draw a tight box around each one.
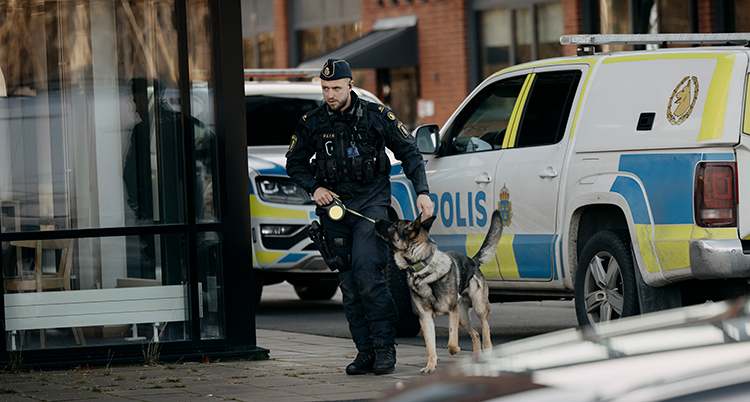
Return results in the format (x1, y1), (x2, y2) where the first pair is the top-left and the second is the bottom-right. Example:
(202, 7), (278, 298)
(390, 34), (750, 327)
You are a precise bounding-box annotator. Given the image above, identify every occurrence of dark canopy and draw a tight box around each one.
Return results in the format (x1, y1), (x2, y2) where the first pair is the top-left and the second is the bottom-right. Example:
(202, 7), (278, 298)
(298, 26), (418, 70)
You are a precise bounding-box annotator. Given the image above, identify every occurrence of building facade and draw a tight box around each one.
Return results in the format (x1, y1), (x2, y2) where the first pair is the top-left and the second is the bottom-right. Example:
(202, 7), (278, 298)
(0, 0), (258, 366)
(242, 0), (750, 128)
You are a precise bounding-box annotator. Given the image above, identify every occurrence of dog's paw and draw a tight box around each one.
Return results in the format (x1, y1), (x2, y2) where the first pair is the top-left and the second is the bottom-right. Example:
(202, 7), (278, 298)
(420, 366), (436, 374)
(448, 345), (461, 355)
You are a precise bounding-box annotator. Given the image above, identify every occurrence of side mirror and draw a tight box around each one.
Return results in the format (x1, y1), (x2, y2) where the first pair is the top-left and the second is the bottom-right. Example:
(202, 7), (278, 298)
(414, 124), (439, 154)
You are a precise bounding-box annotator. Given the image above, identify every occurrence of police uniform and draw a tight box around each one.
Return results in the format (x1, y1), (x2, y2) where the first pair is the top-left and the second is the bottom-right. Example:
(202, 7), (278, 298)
(285, 59), (429, 375)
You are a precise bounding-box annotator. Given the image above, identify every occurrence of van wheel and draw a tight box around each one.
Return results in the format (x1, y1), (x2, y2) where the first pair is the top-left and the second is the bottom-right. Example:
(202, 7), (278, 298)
(293, 281), (339, 301)
(575, 230), (639, 327)
(384, 254), (421, 337)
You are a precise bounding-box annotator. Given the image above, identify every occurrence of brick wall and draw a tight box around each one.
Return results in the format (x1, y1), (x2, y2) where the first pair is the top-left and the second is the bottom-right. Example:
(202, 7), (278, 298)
(273, 0), (289, 68)
(562, 0), (583, 56)
(361, 0), (469, 127)
(697, 0), (714, 33)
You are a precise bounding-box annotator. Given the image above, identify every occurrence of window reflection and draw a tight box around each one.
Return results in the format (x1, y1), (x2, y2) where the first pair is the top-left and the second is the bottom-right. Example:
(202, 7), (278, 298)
(0, 0), (224, 351)
(3, 234), (189, 351)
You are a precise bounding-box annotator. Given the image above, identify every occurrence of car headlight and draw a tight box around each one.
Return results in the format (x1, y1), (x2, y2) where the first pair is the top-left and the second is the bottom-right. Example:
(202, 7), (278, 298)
(255, 176), (312, 205)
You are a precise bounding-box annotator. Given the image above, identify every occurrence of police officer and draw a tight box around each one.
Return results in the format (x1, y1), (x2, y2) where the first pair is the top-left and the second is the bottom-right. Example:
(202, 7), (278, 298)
(286, 59), (433, 375)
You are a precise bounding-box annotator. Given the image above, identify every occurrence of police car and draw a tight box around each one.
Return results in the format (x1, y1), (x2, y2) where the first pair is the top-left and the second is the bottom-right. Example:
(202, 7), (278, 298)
(390, 33), (750, 327)
(245, 70), (394, 306)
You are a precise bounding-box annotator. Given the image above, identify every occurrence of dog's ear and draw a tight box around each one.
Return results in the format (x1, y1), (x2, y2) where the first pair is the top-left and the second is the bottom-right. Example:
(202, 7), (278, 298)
(421, 215), (437, 233)
(409, 214), (423, 239)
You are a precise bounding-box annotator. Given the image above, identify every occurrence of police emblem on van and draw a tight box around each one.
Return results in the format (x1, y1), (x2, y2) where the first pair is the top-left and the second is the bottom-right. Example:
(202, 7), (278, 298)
(666, 76), (699, 125)
(498, 184), (512, 226)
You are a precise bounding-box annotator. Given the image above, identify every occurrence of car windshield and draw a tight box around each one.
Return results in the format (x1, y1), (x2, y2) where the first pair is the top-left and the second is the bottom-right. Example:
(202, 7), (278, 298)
(246, 94), (323, 146)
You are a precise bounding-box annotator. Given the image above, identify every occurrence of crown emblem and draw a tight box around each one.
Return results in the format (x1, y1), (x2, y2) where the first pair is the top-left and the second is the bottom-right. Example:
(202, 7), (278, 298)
(498, 184), (512, 226)
(499, 186), (509, 201)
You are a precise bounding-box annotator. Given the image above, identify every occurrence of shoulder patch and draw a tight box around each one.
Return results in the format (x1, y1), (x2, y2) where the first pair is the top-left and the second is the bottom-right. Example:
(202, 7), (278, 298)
(397, 122), (409, 138)
(289, 134), (298, 152)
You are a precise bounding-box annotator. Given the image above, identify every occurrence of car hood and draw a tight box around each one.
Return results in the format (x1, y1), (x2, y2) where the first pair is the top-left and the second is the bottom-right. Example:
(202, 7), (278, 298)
(247, 146), (289, 176)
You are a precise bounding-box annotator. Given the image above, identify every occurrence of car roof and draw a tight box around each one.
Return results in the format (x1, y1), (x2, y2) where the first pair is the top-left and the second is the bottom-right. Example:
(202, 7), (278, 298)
(243, 80), (381, 103)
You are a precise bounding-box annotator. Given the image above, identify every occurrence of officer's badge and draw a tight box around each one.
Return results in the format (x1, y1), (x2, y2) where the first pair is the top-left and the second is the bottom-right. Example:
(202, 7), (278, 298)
(379, 106), (385, 114)
(666, 76), (699, 126)
(387, 111), (396, 121)
(302, 114), (307, 122)
(289, 134), (298, 152)
(397, 121), (410, 138)
(497, 184), (512, 226)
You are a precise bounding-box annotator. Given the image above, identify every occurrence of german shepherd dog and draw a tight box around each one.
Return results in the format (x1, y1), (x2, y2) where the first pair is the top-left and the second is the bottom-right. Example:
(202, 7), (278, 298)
(375, 210), (503, 373)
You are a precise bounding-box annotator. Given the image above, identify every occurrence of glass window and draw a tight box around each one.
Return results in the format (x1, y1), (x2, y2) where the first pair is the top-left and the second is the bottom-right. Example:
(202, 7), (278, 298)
(537, 2), (564, 59)
(446, 75), (526, 155)
(4, 234), (188, 351)
(198, 232), (223, 340)
(298, 28), (323, 62)
(737, 0), (750, 32)
(258, 33), (276, 68)
(516, 71), (582, 148)
(325, 25), (341, 52)
(0, 1), (185, 232)
(187, 0), (219, 224)
(515, 8), (533, 65)
(598, 0), (632, 52)
(479, 8), (512, 80)
(657, 0), (690, 33)
(1, 0), (225, 351)
(246, 94), (322, 146)
(343, 22), (363, 43)
(244, 38), (256, 69)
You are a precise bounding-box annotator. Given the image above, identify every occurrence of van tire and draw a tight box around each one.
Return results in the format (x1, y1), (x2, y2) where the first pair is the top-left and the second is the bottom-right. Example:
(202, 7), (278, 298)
(293, 281), (339, 300)
(575, 230), (639, 327)
(384, 254), (421, 337)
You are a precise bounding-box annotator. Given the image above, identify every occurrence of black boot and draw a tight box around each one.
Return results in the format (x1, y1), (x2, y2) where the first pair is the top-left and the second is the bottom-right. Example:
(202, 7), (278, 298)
(346, 350), (376, 375)
(373, 345), (396, 375)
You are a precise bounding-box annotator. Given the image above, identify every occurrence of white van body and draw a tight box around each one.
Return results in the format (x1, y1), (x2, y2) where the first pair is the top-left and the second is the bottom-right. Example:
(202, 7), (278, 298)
(391, 35), (750, 326)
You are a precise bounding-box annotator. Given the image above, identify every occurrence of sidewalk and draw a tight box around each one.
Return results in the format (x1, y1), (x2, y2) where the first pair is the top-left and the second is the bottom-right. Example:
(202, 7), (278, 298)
(0, 329), (442, 401)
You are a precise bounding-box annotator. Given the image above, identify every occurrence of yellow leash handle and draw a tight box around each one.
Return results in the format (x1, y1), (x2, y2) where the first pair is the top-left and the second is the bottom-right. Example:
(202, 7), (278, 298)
(324, 197), (375, 223)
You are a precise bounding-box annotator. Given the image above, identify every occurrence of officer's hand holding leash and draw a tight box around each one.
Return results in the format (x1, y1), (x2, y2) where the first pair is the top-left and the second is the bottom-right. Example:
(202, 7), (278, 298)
(416, 194), (434, 217)
(314, 187), (339, 207)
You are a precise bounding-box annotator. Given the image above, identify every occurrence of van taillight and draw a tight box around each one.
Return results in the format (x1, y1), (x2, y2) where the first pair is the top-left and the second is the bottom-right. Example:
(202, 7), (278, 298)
(695, 162), (737, 227)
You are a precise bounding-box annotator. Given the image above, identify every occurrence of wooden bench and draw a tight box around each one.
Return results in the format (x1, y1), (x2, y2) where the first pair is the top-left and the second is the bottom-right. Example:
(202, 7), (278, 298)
(4, 284), (188, 350)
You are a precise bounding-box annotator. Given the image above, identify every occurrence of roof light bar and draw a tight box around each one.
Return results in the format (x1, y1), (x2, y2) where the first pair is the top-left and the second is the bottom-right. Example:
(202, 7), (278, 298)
(560, 33), (750, 46)
(244, 68), (320, 79)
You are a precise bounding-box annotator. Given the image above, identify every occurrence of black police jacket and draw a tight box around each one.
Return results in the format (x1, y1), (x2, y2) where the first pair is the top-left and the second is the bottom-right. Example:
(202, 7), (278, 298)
(285, 91), (429, 212)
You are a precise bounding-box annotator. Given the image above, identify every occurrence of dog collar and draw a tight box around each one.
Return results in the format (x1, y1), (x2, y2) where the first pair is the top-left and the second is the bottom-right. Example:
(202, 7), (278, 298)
(409, 252), (435, 273)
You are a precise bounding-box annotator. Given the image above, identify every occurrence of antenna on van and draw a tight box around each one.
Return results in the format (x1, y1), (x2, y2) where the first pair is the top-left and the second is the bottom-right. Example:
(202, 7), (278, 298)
(560, 33), (750, 56)
(244, 69), (320, 81)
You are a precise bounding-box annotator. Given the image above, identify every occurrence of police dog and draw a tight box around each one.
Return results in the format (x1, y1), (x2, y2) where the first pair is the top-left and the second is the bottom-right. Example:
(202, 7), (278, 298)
(375, 210), (503, 373)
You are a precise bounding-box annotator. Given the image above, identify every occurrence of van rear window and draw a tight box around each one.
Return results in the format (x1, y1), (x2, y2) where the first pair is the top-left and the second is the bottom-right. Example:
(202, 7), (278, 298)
(246, 95), (322, 146)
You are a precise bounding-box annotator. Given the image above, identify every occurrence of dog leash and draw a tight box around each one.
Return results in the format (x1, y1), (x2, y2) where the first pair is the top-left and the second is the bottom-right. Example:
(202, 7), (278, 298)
(321, 197), (376, 223)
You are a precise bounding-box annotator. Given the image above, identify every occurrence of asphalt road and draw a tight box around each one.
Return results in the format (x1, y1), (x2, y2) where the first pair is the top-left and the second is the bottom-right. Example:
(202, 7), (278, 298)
(255, 282), (579, 350)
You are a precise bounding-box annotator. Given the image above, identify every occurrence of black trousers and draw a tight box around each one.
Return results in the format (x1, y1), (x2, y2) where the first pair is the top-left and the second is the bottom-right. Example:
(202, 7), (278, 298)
(321, 204), (397, 351)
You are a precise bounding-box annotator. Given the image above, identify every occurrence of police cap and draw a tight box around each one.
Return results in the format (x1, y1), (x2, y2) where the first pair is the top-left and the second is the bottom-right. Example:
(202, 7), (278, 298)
(320, 59), (352, 81)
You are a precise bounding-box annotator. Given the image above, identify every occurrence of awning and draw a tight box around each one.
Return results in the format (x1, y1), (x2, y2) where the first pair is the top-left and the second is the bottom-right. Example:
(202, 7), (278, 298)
(297, 25), (418, 70)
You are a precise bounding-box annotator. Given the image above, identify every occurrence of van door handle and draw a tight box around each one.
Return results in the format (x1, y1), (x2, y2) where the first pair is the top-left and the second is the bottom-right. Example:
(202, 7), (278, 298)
(539, 167), (558, 178)
(475, 175), (492, 184)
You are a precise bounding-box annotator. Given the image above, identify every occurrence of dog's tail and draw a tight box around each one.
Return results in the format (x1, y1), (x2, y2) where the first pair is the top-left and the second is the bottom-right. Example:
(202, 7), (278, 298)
(472, 210), (504, 266)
